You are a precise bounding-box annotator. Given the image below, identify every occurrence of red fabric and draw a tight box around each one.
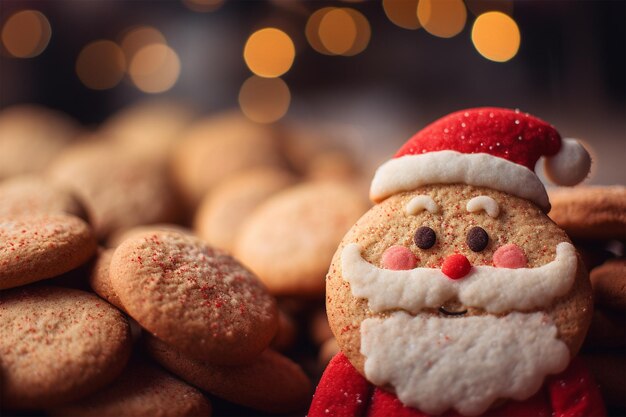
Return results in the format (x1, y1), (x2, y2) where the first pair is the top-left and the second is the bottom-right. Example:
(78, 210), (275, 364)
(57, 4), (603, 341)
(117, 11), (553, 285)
(548, 357), (606, 417)
(309, 353), (605, 417)
(395, 107), (561, 172)
(308, 352), (373, 417)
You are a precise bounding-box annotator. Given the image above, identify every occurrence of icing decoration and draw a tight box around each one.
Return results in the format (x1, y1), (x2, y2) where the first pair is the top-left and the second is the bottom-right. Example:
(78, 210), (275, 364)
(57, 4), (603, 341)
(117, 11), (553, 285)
(544, 138), (591, 186)
(381, 246), (418, 270)
(360, 311), (570, 416)
(493, 243), (528, 269)
(466, 226), (489, 252)
(466, 196), (500, 218)
(368, 108), (591, 210)
(370, 151), (550, 211)
(405, 195), (438, 215)
(413, 226), (436, 249)
(341, 242), (577, 314)
(441, 254), (471, 280)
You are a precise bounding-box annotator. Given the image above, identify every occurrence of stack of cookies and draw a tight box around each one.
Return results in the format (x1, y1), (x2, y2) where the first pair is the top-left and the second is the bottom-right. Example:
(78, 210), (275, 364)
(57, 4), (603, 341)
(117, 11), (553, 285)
(549, 186), (626, 415)
(0, 101), (373, 415)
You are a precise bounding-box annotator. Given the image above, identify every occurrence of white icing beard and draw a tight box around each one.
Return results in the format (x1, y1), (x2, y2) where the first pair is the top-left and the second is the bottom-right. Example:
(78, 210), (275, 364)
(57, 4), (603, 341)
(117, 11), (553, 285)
(360, 312), (570, 416)
(342, 242), (577, 415)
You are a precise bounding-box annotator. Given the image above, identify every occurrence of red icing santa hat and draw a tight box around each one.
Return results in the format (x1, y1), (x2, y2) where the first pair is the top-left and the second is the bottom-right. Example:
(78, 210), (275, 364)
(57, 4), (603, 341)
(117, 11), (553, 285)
(370, 107), (591, 211)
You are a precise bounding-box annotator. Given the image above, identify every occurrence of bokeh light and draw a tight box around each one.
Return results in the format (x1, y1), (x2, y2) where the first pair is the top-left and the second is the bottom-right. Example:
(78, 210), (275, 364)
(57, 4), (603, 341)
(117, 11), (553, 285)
(382, 0), (421, 30)
(238, 76), (290, 124)
(471, 12), (520, 62)
(1, 10), (52, 58)
(76, 40), (126, 90)
(181, 0), (224, 13)
(120, 26), (166, 62)
(319, 8), (357, 55)
(305, 7), (334, 55)
(465, 0), (513, 16)
(343, 9), (370, 56)
(129, 44), (181, 93)
(244, 28), (295, 78)
(417, 0), (467, 38)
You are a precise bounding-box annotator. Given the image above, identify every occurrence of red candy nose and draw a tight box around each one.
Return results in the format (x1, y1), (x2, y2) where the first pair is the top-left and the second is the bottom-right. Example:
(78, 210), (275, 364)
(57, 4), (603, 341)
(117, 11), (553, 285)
(441, 254), (472, 280)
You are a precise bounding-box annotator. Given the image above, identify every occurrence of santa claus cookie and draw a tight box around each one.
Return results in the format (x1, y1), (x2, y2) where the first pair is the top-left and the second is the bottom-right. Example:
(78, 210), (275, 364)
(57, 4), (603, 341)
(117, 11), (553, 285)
(310, 108), (606, 417)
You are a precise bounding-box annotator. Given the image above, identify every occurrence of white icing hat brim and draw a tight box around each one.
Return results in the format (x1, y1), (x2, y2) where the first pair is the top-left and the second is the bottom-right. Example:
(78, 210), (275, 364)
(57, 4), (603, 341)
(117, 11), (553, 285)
(370, 151), (550, 211)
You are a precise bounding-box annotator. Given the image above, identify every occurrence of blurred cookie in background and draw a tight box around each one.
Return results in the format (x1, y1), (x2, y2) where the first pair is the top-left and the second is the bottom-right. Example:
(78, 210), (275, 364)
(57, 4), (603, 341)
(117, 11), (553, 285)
(0, 105), (82, 179)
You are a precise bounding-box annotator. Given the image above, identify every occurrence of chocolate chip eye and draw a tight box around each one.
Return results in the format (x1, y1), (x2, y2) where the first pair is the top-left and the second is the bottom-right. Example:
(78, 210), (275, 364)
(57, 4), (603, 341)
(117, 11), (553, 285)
(467, 226), (489, 252)
(414, 226), (436, 249)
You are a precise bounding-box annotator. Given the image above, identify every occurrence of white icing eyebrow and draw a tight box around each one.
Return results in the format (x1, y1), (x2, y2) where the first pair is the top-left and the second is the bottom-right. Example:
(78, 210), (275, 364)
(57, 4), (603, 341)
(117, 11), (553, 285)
(406, 195), (439, 215)
(466, 196), (500, 218)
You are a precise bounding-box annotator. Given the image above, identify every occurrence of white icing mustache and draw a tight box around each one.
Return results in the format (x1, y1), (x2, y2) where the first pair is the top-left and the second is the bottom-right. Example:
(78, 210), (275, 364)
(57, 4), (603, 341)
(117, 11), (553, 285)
(341, 242), (577, 314)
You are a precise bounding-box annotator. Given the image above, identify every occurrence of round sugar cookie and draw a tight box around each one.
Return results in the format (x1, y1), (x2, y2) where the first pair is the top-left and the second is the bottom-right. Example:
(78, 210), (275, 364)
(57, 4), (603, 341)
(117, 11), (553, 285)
(110, 231), (278, 365)
(146, 336), (311, 414)
(102, 100), (194, 163)
(48, 141), (179, 239)
(107, 223), (194, 248)
(0, 214), (97, 290)
(234, 181), (369, 296)
(326, 184), (594, 377)
(194, 167), (296, 252)
(89, 248), (124, 310)
(0, 105), (80, 179)
(171, 112), (284, 208)
(590, 258), (626, 311)
(548, 186), (626, 240)
(51, 360), (212, 417)
(0, 175), (88, 220)
(0, 286), (132, 409)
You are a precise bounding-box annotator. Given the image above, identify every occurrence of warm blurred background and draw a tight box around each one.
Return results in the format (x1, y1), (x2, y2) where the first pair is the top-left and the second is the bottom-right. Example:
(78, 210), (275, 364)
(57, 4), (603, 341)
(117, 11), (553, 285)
(1, 0), (624, 183)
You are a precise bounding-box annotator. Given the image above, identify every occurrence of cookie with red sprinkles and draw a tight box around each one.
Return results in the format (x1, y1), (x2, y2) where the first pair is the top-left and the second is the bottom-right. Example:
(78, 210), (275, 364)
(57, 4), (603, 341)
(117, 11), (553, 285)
(109, 231), (278, 365)
(0, 286), (132, 409)
(0, 214), (97, 290)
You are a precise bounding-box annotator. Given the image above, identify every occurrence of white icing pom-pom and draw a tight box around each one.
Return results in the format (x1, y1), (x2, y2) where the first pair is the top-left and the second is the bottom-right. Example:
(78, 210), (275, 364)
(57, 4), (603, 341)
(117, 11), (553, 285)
(544, 138), (591, 186)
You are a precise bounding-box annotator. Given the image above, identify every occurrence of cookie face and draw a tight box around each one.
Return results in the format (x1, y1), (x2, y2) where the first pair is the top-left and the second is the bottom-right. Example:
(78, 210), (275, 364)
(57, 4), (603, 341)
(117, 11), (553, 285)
(109, 231), (278, 365)
(0, 176), (88, 219)
(146, 336), (311, 414)
(51, 360), (212, 417)
(0, 214), (97, 289)
(0, 287), (132, 409)
(48, 142), (179, 239)
(234, 182), (369, 296)
(194, 167), (296, 252)
(548, 186), (626, 240)
(326, 184), (592, 415)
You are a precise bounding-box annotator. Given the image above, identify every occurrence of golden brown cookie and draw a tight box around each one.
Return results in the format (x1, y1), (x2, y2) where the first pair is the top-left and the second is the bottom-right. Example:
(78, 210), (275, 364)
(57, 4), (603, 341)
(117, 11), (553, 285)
(106, 223), (194, 248)
(51, 360), (212, 417)
(591, 258), (626, 311)
(102, 100), (194, 162)
(194, 167), (296, 252)
(171, 112), (284, 208)
(0, 175), (88, 219)
(234, 181), (369, 296)
(48, 141), (179, 239)
(0, 286), (132, 409)
(0, 214), (97, 289)
(146, 336), (311, 414)
(0, 105), (80, 179)
(89, 248), (124, 310)
(326, 184), (593, 377)
(548, 186), (626, 240)
(110, 231), (278, 365)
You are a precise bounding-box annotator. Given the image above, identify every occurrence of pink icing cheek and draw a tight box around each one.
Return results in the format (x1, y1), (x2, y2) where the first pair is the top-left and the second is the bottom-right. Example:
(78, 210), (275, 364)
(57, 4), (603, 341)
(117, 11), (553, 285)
(381, 245), (418, 270)
(493, 243), (528, 269)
